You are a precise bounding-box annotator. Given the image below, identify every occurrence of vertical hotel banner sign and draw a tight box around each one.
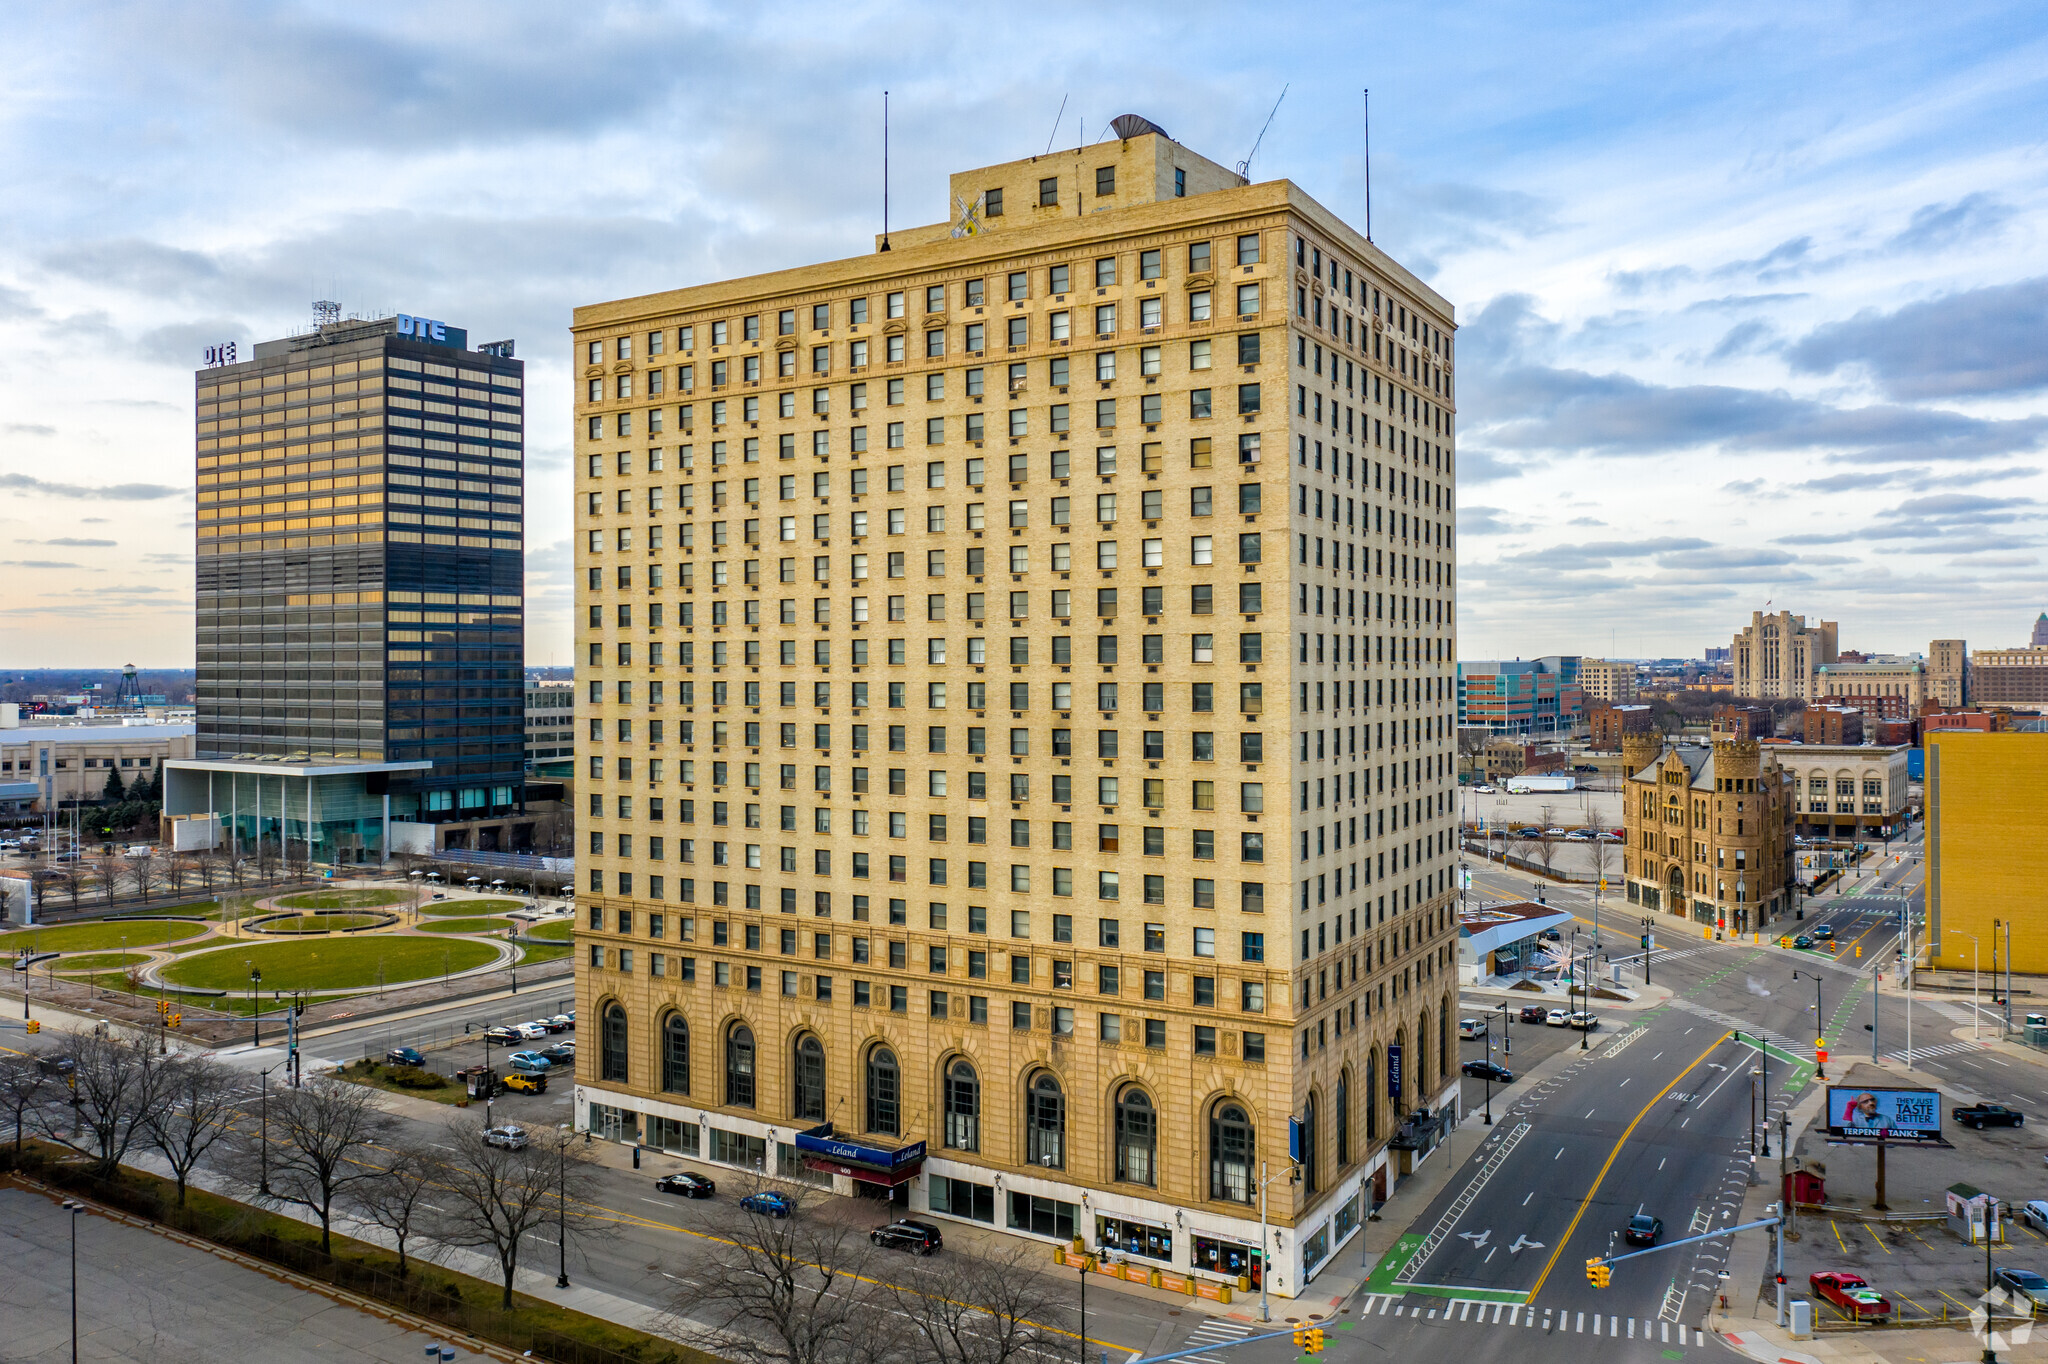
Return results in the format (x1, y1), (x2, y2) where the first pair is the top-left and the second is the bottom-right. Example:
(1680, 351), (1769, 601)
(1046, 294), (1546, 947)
(1387, 1044), (1403, 1098)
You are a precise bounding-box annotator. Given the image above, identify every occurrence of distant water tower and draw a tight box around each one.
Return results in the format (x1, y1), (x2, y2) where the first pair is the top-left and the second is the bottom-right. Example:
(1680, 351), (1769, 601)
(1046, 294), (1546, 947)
(112, 663), (144, 708)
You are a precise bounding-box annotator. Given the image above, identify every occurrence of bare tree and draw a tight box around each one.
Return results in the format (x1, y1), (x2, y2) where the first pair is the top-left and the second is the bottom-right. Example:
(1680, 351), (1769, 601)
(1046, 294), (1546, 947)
(143, 1053), (242, 1207)
(345, 1137), (443, 1278)
(887, 1239), (1071, 1364)
(0, 1052), (48, 1153)
(192, 850), (221, 895)
(127, 849), (160, 904)
(243, 1074), (396, 1253)
(435, 1121), (598, 1309)
(38, 1029), (169, 1179)
(89, 853), (124, 907)
(163, 853), (193, 898)
(661, 1176), (899, 1364)
(1585, 832), (1614, 891)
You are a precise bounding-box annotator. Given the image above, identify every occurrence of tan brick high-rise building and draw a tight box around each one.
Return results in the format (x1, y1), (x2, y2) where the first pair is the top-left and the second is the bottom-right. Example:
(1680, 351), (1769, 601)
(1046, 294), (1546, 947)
(1578, 657), (1637, 703)
(1927, 639), (1969, 708)
(1620, 720), (1793, 934)
(1731, 610), (1837, 702)
(567, 117), (1460, 1298)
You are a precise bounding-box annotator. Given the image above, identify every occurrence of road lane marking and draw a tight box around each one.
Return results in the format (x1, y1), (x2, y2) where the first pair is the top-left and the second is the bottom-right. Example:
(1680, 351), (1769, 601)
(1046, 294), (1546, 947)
(1527, 1029), (1732, 1302)
(1523, 1191), (1534, 1205)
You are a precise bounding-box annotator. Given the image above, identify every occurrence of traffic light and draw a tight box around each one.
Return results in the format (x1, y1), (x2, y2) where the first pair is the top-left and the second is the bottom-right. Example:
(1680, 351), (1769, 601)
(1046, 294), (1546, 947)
(1308, 1328), (1325, 1354)
(24, 1019), (39, 1034)
(1293, 1328), (1309, 1350)
(1587, 1258), (1611, 1288)
(169, 1013), (182, 1029)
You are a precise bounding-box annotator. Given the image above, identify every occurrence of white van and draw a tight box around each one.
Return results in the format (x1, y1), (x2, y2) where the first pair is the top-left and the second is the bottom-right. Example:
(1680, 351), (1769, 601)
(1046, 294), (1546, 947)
(1458, 1017), (1486, 1039)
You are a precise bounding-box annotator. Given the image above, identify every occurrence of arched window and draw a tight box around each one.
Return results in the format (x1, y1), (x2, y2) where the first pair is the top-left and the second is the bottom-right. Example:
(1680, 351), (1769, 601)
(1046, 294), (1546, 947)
(1300, 1092), (1320, 1195)
(943, 1059), (980, 1151)
(1210, 1103), (1253, 1202)
(866, 1046), (900, 1136)
(1026, 1072), (1065, 1169)
(726, 1024), (756, 1108)
(1439, 1008), (1450, 1090)
(1366, 1049), (1379, 1140)
(1336, 1070), (1351, 1166)
(601, 1002), (629, 1083)
(660, 1012), (689, 1094)
(1416, 1012), (1430, 1093)
(1114, 1086), (1156, 1187)
(792, 1035), (825, 1121)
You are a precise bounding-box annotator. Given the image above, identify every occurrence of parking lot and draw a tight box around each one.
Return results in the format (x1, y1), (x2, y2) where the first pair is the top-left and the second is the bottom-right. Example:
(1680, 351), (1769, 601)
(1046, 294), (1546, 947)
(1782, 1061), (2048, 1323)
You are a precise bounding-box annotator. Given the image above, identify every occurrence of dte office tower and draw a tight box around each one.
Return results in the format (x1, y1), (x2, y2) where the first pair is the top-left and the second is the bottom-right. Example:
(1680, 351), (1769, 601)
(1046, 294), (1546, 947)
(571, 117), (1458, 1297)
(166, 314), (527, 866)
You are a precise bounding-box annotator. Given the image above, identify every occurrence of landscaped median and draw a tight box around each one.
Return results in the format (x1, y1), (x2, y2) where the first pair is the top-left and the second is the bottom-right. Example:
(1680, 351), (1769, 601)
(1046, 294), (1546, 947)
(0, 1141), (714, 1364)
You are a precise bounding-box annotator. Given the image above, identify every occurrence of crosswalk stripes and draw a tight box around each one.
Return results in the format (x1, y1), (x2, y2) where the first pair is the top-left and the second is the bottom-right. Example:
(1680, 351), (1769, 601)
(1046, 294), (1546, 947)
(1888, 1040), (1982, 1062)
(1666, 998), (1816, 1059)
(1177, 1315), (1251, 1363)
(1351, 1295), (1708, 1346)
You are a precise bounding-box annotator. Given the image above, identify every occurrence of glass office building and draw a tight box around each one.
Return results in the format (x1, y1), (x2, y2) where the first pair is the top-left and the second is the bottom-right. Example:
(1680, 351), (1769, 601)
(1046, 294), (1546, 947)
(166, 314), (527, 861)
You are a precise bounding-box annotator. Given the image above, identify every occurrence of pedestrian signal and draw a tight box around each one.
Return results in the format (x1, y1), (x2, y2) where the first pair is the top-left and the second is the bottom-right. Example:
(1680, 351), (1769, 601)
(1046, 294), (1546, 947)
(1587, 1258), (1611, 1288)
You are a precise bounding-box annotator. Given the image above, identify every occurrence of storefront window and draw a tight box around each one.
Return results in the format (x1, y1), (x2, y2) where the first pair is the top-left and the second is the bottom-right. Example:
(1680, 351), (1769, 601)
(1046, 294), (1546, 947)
(648, 1115), (699, 1155)
(931, 1175), (996, 1223)
(1095, 1215), (1173, 1262)
(708, 1127), (766, 1170)
(1007, 1191), (1077, 1240)
(1302, 1220), (1330, 1274)
(1192, 1234), (1262, 1286)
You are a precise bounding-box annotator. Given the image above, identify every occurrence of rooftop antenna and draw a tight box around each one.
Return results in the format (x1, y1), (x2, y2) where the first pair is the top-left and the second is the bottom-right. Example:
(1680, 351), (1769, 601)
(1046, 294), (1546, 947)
(1363, 88), (1372, 241)
(313, 300), (340, 327)
(1235, 83), (1288, 180)
(880, 91), (891, 253)
(1044, 93), (1067, 157)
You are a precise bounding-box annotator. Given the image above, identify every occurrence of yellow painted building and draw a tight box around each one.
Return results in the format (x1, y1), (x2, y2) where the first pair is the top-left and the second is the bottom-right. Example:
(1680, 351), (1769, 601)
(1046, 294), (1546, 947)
(1926, 731), (2048, 975)
(567, 116), (1462, 1297)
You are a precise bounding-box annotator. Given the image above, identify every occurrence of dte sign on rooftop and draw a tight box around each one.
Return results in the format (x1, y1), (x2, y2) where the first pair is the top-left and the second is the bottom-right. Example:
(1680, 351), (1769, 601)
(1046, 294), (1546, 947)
(395, 314), (450, 342)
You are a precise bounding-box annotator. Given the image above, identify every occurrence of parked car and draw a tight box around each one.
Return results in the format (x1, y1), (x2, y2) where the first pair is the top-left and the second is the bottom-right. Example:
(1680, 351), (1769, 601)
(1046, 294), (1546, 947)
(2021, 1200), (2048, 1235)
(655, 1172), (716, 1198)
(1597, 832), (1624, 843)
(506, 1051), (552, 1073)
(482, 1025), (521, 1045)
(1543, 827), (1568, 837)
(547, 1014), (575, 1031)
(1539, 929), (1564, 942)
(870, 1219), (944, 1255)
(1996, 1268), (2048, 1311)
(1792, 936), (1815, 950)
(1521, 1004), (1550, 1024)
(1954, 1104), (2025, 1129)
(1514, 827), (1543, 838)
(1462, 1059), (1514, 1083)
(501, 1071), (548, 1094)
(385, 1046), (425, 1066)
(36, 1055), (75, 1076)
(1809, 1271), (1892, 1318)
(1459, 1017), (1487, 1039)
(1473, 784), (1498, 794)
(512, 1022), (549, 1041)
(1546, 1009), (1569, 1027)
(483, 1124), (528, 1150)
(740, 1191), (795, 1219)
(540, 1042), (576, 1065)
(1569, 1011), (1600, 1031)
(1565, 830), (1593, 842)
(1624, 1213), (1663, 1246)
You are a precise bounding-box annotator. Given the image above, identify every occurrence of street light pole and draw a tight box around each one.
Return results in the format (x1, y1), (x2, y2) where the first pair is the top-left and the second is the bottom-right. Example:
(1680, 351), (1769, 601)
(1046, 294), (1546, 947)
(1948, 931), (1981, 1040)
(63, 1198), (83, 1364)
(1986, 1197), (2001, 1364)
(556, 1123), (571, 1288)
(1793, 970), (1825, 1079)
(1481, 1019), (1494, 1125)
(248, 964), (261, 1047)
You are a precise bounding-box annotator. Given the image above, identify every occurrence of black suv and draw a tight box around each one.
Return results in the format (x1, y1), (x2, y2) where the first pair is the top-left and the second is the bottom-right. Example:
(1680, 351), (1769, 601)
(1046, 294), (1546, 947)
(870, 1219), (944, 1255)
(1954, 1103), (2024, 1129)
(36, 1055), (75, 1077)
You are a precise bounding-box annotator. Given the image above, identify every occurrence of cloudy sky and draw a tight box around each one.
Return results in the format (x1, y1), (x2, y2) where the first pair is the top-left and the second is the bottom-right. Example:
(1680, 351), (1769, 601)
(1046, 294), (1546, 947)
(3, 2), (2045, 668)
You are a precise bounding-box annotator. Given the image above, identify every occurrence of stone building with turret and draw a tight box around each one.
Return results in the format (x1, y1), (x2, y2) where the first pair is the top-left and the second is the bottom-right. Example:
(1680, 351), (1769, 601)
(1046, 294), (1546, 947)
(1619, 719), (1795, 935)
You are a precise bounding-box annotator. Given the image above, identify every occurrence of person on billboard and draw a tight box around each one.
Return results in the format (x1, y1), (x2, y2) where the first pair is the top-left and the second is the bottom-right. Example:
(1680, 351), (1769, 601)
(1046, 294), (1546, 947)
(1841, 1092), (1881, 1126)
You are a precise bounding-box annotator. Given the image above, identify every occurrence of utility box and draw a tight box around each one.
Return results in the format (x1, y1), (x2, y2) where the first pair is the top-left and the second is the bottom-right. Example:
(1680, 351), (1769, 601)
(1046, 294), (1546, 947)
(1788, 1300), (1812, 1338)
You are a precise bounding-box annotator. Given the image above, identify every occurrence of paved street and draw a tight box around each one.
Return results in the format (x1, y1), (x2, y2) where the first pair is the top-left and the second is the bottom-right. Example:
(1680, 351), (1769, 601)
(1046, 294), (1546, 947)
(14, 824), (2048, 1364)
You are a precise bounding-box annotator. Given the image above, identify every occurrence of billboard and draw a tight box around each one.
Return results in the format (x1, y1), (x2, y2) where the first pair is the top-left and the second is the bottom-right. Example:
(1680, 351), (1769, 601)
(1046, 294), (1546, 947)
(1825, 1086), (1944, 1143)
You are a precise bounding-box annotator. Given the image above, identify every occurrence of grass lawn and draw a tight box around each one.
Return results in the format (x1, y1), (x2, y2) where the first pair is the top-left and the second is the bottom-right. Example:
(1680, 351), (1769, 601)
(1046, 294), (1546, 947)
(525, 919), (572, 941)
(258, 912), (392, 934)
(1, 920), (208, 953)
(161, 936), (499, 991)
(417, 896), (528, 916)
(521, 943), (572, 963)
(274, 888), (409, 910)
(51, 951), (152, 971)
(164, 935), (228, 953)
(416, 917), (512, 934)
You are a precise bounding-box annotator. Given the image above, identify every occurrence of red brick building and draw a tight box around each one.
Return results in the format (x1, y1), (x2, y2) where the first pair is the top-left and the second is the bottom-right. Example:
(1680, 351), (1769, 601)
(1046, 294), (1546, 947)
(1803, 706), (1864, 746)
(1589, 703), (1655, 751)
(1712, 704), (1776, 740)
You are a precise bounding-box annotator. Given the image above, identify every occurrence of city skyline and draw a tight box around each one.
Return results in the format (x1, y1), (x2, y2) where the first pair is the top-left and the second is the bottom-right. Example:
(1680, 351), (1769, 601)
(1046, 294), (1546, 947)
(4, 3), (2047, 665)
